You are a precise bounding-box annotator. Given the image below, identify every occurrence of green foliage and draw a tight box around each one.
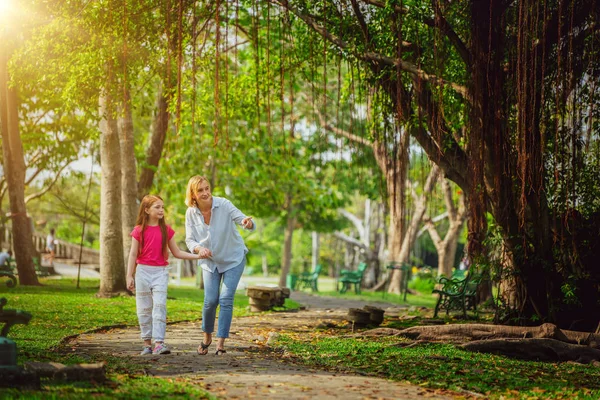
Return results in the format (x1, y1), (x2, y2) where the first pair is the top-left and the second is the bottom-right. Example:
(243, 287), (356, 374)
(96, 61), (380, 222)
(27, 172), (101, 249)
(275, 335), (600, 399)
(408, 268), (436, 294)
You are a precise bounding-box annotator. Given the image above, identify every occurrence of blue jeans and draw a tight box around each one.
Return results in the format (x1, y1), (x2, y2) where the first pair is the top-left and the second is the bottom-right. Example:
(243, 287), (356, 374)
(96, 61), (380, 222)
(202, 260), (245, 338)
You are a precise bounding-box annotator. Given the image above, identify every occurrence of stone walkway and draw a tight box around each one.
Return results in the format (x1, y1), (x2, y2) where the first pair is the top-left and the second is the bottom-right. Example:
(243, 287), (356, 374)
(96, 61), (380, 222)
(65, 292), (455, 399)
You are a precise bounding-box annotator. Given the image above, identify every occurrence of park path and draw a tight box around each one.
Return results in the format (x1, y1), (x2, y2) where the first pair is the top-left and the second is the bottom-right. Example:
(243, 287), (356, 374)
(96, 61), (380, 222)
(66, 291), (456, 400)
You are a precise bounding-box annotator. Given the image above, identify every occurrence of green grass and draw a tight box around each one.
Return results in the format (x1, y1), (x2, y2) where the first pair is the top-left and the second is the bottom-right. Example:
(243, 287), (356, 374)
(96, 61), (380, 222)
(0, 278), (261, 358)
(315, 289), (438, 308)
(0, 277), (296, 399)
(0, 375), (215, 399)
(275, 332), (600, 399)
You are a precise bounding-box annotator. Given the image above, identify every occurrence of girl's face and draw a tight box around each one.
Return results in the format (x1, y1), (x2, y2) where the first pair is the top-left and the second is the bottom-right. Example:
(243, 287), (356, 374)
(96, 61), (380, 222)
(194, 182), (212, 204)
(145, 200), (165, 221)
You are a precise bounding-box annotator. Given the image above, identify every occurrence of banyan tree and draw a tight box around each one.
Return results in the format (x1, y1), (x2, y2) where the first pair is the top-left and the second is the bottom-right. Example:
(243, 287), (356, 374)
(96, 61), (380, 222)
(250, 0), (600, 329)
(149, 0), (598, 329)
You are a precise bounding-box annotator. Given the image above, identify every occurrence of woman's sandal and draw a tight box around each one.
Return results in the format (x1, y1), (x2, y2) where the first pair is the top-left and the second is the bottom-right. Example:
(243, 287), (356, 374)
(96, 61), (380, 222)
(197, 341), (211, 355)
(215, 348), (227, 355)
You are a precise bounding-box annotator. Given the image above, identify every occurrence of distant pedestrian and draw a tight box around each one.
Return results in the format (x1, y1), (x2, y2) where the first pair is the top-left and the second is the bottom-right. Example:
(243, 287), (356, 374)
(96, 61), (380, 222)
(0, 250), (12, 268)
(126, 194), (205, 356)
(44, 228), (57, 264)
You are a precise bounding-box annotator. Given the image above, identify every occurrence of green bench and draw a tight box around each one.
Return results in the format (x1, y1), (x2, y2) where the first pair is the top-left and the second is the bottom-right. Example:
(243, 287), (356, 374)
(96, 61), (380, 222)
(298, 264), (322, 292)
(0, 258), (17, 288)
(33, 257), (51, 277)
(433, 272), (482, 318)
(338, 262), (367, 294)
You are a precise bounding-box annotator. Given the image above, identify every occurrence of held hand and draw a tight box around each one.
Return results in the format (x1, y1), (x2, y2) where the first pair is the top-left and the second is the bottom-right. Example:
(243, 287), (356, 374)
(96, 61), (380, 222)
(241, 216), (254, 229)
(196, 246), (213, 259)
(126, 276), (135, 291)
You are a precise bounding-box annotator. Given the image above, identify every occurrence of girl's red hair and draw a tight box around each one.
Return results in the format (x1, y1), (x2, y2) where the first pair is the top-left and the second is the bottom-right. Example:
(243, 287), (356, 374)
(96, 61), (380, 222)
(135, 195), (168, 258)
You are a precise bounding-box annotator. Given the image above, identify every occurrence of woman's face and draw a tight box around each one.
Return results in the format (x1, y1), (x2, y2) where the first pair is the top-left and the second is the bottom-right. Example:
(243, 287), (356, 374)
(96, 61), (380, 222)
(194, 182), (212, 204)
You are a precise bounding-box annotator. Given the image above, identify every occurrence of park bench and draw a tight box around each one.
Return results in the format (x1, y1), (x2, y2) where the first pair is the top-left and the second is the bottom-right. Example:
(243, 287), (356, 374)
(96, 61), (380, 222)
(0, 258), (17, 288)
(33, 257), (51, 277)
(338, 262), (368, 294)
(433, 272), (482, 318)
(298, 264), (322, 292)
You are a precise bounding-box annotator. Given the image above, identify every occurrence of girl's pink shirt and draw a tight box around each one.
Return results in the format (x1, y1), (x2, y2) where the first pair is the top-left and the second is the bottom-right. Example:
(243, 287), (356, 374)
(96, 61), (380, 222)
(131, 225), (175, 266)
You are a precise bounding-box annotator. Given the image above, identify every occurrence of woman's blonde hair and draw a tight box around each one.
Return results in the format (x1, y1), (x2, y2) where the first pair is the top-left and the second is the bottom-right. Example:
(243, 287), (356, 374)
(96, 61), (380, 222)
(185, 175), (210, 207)
(135, 195), (168, 258)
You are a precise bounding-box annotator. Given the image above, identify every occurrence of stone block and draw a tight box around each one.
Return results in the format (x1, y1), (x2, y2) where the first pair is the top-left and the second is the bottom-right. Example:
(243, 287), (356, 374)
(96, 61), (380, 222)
(53, 362), (106, 382)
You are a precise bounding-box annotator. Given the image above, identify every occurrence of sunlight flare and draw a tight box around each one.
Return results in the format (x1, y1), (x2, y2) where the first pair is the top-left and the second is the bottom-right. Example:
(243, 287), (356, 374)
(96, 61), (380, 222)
(0, 0), (15, 13)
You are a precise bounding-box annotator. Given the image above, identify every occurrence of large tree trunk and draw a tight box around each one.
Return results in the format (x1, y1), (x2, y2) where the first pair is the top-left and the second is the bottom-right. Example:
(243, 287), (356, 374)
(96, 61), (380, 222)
(424, 178), (467, 278)
(384, 158), (406, 293)
(335, 200), (380, 286)
(137, 85), (169, 200)
(119, 87), (138, 267)
(387, 166), (440, 294)
(98, 92), (127, 296)
(311, 231), (319, 270)
(0, 46), (38, 285)
(278, 193), (295, 288)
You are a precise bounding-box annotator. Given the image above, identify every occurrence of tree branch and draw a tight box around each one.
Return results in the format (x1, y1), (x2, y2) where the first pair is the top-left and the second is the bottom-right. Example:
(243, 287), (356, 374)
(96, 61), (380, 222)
(423, 216), (443, 247)
(359, 0), (471, 66)
(333, 231), (375, 260)
(350, 0), (371, 47)
(269, 0), (469, 99)
(50, 192), (100, 225)
(316, 109), (373, 148)
(417, 212), (448, 237)
(338, 209), (366, 241)
(441, 178), (457, 219)
(24, 163), (70, 204)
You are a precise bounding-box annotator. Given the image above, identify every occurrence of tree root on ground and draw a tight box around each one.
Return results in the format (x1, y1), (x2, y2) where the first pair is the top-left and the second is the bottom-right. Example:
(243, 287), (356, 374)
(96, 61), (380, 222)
(461, 338), (600, 363)
(351, 323), (600, 363)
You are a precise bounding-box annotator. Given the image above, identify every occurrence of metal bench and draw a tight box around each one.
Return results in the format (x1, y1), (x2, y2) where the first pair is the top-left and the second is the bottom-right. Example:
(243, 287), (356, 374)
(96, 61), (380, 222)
(0, 258), (17, 288)
(433, 272), (482, 318)
(33, 257), (51, 277)
(338, 262), (367, 294)
(298, 264), (322, 292)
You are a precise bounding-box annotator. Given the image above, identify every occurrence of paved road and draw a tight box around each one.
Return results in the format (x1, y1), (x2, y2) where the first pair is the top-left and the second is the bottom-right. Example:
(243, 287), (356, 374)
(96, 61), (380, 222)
(51, 262), (101, 278)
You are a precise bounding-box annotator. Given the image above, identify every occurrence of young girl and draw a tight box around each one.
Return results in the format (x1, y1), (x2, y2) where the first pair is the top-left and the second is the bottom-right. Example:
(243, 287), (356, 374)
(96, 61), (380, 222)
(127, 195), (206, 355)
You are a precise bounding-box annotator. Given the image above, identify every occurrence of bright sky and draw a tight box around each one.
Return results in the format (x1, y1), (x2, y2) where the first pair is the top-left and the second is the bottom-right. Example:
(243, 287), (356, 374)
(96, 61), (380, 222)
(0, 0), (20, 32)
(0, 0), (15, 15)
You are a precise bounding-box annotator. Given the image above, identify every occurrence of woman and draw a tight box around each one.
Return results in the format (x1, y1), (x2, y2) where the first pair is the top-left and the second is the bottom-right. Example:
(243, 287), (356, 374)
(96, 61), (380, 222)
(185, 175), (255, 355)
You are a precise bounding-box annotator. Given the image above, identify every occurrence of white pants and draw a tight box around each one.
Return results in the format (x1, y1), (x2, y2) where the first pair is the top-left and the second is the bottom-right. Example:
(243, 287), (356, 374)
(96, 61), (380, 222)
(135, 265), (169, 342)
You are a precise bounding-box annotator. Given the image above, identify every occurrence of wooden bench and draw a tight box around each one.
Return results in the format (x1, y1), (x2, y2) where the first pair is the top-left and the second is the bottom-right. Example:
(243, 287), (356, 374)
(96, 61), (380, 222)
(298, 264), (322, 292)
(338, 262), (367, 294)
(0, 258), (17, 288)
(433, 272), (482, 318)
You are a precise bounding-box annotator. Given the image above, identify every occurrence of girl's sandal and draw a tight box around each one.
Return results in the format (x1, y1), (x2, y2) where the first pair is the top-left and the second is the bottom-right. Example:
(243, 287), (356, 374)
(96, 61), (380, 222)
(197, 341), (211, 355)
(215, 348), (227, 355)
